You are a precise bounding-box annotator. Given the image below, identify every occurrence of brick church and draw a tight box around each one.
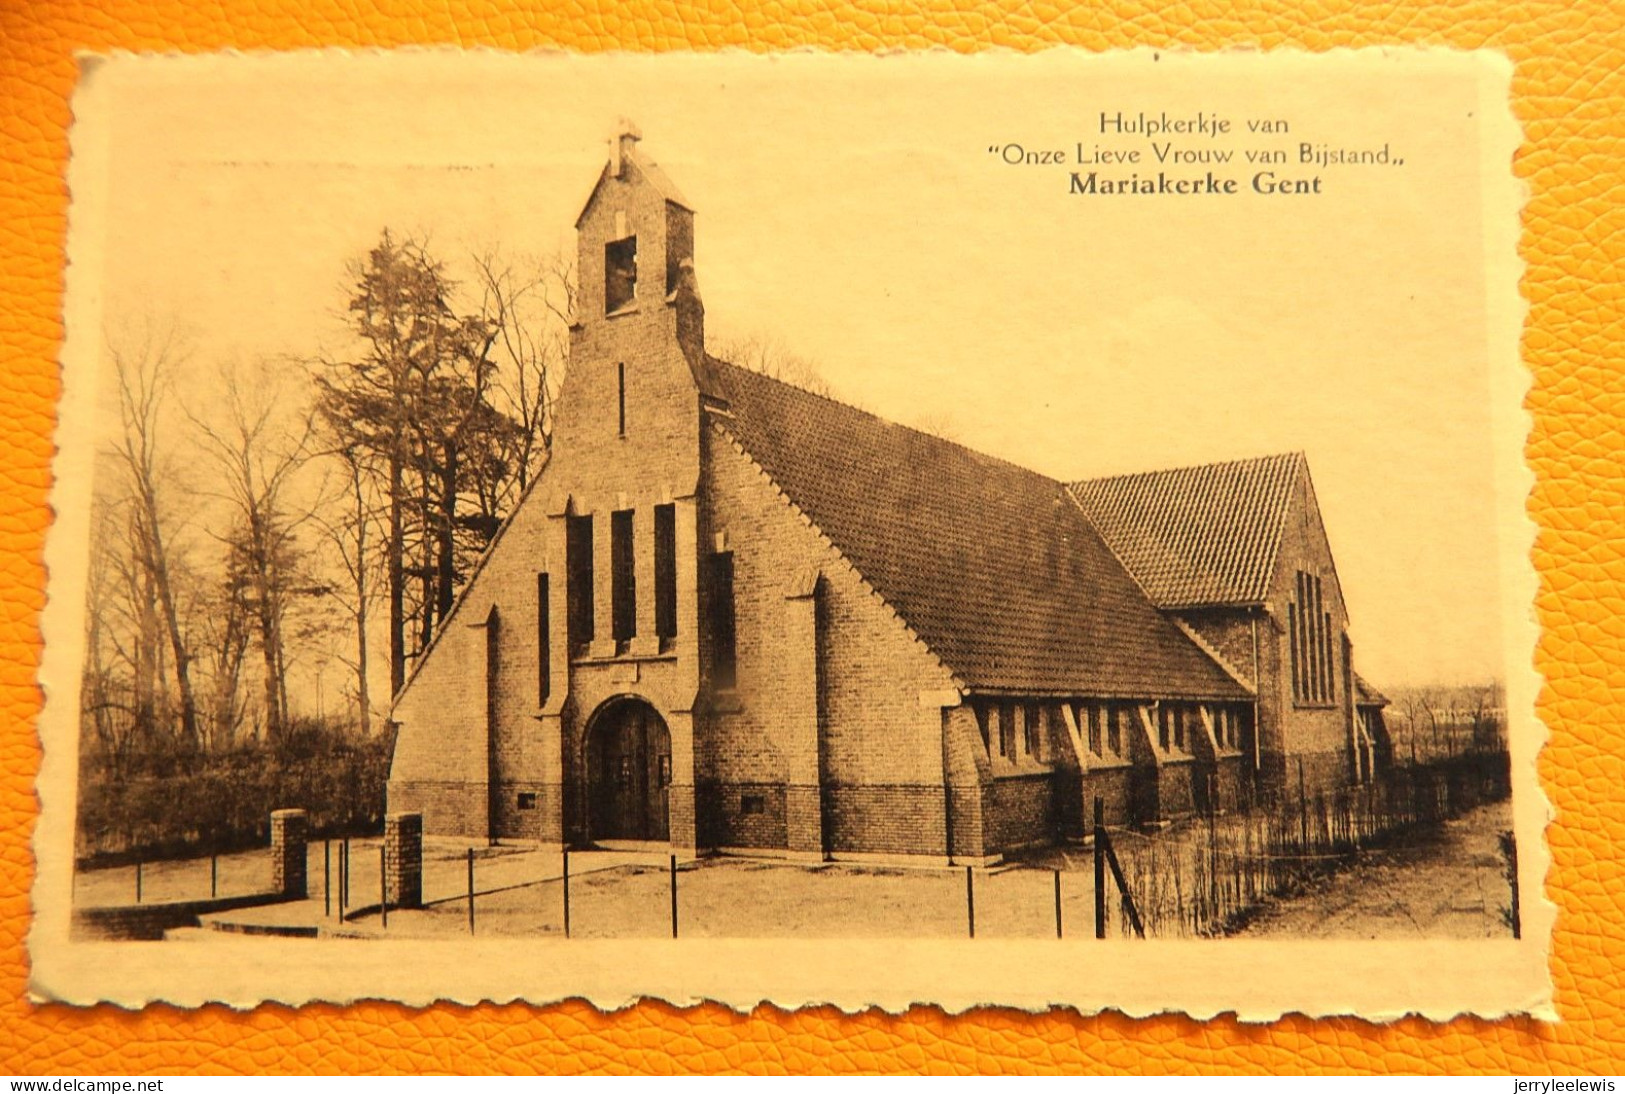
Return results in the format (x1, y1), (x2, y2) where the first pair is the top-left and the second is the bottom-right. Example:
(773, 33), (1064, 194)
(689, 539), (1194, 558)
(386, 127), (1391, 863)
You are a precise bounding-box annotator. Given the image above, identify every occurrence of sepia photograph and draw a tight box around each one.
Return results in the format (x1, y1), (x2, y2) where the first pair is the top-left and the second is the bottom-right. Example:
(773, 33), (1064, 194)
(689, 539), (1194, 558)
(34, 49), (1543, 1014)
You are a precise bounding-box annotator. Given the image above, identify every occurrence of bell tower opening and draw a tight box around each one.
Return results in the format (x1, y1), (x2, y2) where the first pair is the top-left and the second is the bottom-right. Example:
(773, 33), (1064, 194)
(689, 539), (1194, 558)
(605, 234), (637, 314)
(558, 121), (707, 448)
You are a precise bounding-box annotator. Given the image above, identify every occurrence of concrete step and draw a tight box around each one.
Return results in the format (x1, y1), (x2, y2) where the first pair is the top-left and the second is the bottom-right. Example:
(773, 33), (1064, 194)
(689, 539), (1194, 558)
(198, 913), (319, 938)
(161, 926), (220, 942)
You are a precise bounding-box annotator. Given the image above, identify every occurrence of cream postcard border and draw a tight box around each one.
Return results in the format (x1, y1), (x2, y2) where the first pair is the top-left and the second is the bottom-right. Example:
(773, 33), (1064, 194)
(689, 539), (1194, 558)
(29, 47), (1550, 1019)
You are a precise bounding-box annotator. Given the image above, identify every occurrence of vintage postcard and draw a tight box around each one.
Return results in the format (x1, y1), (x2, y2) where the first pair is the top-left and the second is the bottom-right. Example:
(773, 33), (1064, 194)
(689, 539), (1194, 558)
(32, 48), (1547, 1017)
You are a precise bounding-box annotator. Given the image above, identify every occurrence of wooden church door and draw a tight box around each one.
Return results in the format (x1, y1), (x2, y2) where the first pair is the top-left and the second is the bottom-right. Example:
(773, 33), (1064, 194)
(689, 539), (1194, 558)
(588, 700), (672, 842)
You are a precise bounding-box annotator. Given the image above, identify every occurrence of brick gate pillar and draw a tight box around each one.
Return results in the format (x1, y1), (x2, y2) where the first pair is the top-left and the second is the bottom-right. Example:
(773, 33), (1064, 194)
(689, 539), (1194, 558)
(384, 813), (423, 908)
(269, 808), (308, 899)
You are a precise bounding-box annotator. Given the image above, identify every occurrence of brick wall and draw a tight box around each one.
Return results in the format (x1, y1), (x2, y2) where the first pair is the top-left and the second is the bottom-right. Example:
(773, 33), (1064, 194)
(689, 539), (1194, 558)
(490, 781), (564, 843)
(697, 422), (961, 857)
(981, 774), (1054, 853)
(698, 781), (787, 849)
(391, 142), (707, 846)
(822, 784), (949, 857)
(1157, 759), (1197, 818)
(1262, 471), (1358, 798)
(1213, 754), (1251, 813)
(1177, 608), (1259, 683)
(941, 706), (987, 859)
(1082, 766), (1136, 828)
(388, 780), (489, 840)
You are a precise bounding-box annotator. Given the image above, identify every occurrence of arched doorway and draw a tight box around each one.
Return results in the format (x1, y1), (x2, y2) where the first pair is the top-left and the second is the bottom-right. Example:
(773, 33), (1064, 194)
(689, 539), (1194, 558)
(586, 697), (672, 842)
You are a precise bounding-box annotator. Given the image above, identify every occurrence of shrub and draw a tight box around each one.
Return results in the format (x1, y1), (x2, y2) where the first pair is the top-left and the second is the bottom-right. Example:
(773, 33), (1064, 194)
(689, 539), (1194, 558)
(75, 722), (396, 868)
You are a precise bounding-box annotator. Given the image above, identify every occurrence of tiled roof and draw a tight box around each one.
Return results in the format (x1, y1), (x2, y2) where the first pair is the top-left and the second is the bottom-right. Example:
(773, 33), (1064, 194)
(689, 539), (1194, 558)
(706, 360), (1251, 700)
(638, 158), (693, 211)
(1067, 453), (1305, 609)
(1354, 673), (1389, 708)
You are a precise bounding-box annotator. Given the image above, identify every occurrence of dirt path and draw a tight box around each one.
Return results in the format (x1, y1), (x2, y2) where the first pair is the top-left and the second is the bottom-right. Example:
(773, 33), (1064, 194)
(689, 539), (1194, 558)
(1236, 800), (1517, 939)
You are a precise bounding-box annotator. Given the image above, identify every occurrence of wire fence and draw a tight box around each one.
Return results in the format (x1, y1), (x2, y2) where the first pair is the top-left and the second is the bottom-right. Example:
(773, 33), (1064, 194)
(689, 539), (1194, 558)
(1100, 751), (1513, 938)
(75, 752), (1513, 941)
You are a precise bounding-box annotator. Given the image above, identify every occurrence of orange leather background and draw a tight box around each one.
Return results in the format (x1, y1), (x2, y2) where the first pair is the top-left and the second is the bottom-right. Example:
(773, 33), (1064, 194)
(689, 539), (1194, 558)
(2, 0), (1621, 1075)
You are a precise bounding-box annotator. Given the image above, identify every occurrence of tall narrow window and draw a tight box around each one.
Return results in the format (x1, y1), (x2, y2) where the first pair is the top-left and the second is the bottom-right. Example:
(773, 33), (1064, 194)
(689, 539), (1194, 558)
(611, 509), (636, 644)
(1158, 705), (1171, 751)
(485, 607), (501, 742)
(997, 704), (1015, 760)
(654, 503), (677, 640)
(1289, 606), (1302, 700)
(617, 362), (627, 436)
(605, 236), (637, 313)
(1024, 702), (1042, 759)
(1107, 704), (1122, 756)
(1322, 608), (1335, 703)
(566, 514), (594, 648)
(708, 551), (736, 689)
(1086, 703), (1102, 756)
(1290, 570), (1334, 704)
(536, 573), (550, 704)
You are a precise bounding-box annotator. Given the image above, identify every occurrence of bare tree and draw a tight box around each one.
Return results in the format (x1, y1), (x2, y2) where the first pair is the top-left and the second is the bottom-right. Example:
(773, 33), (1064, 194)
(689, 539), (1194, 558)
(469, 247), (572, 494)
(189, 358), (319, 744)
(1466, 680), (1506, 754)
(1420, 688), (1445, 760)
(713, 329), (835, 398)
(311, 443), (381, 736)
(80, 497), (144, 775)
(1393, 688), (1425, 765)
(106, 323), (201, 747)
(192, 554), (252, 750)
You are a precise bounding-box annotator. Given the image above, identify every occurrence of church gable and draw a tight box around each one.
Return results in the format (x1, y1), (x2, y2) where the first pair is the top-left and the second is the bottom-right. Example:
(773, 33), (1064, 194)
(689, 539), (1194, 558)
(698, 419), (959, 796)
(1265, 463), (1355, 708)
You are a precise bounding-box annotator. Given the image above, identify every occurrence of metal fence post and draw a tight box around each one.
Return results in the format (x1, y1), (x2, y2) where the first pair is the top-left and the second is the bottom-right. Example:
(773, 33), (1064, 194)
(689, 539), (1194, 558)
(135, 860), (142, 904)
(467, 848), (476, 935)
(379, 845), (388, 929)
(1298, 758), (1309, 849)
(669, 855), (678, 939)
(562, 850), (571, 939)
(965, 865), (975, 939)
(211, 854), (218, 899)
(324, 840), (331, 918)
(1054, 868), (1063, 939)
(1094, 797), (1106, 939)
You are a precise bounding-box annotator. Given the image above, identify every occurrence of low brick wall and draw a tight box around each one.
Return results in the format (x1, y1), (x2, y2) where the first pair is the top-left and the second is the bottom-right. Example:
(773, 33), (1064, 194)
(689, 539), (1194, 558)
(72, 892), (297, 941)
